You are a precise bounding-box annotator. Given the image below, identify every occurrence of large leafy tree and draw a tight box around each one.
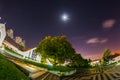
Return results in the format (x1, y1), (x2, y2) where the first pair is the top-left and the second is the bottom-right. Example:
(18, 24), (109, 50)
(102, 49), (113, 65)
(36, 36), (75, 65)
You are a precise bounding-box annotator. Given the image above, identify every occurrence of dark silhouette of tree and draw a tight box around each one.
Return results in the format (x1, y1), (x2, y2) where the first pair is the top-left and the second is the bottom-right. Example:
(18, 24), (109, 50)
(102, 49), (113, 65)
(70, 54), (91, 68)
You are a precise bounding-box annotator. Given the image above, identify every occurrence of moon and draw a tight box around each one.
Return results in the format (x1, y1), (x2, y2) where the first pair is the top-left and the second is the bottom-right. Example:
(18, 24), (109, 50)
(61, 14), (69, 22)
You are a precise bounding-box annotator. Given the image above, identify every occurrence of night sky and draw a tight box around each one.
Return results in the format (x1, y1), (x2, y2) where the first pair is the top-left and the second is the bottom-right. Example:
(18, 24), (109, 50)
(0, 0), (120, 59)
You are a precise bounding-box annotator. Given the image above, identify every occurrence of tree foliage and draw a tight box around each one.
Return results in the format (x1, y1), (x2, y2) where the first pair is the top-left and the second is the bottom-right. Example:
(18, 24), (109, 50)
(102, 49), (113, 65)
(36, 36), (75, 65)
(36, 35), (91, 68)
(71, 54), (91, 68)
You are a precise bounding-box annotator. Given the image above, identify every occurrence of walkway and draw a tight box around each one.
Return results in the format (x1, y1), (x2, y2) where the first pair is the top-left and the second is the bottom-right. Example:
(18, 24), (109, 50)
(62, 65), (120, 80)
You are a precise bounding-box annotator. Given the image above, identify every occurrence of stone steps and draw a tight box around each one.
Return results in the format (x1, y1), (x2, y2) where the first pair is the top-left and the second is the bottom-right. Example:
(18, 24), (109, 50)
(33, 72), (49, 80)
(66, 72), (120, 80)
(31, 71), (47, 79)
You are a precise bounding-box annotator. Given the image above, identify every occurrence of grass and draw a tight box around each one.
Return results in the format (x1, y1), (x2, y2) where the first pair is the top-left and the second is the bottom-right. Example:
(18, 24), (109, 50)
(4, 46), (23, 57)
(23, 59), (75, 72)
(0, 53), (29, 80)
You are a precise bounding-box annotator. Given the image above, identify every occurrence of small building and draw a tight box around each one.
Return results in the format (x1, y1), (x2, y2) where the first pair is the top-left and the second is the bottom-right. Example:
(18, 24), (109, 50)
(90, 59), (101, 66)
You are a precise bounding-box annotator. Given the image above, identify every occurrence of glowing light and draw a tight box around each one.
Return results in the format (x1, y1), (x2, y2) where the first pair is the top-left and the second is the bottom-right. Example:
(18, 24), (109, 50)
(24, 66), (36, 71)
(46, 59), (53, 66)
(61, 14), (69, 21)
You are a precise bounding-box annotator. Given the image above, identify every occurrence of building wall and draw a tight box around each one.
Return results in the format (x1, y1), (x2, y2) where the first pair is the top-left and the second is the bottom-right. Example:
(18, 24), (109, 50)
(0, 23), (41, 62)
(5, 35), (24, 50)
(0, 24), (6, 46)
(7, 29), (14, 39)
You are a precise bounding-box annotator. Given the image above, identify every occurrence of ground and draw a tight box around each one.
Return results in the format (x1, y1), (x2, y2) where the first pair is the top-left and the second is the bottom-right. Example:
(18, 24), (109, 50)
(1, 49), (120, 80)
(61, 64), (120, 80)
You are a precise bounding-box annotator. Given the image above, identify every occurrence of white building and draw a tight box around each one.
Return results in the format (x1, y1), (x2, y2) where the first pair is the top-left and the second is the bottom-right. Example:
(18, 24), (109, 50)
(109, 55), (120, 64)
(0, 24), (6, 46)
(90, 59), (101, 66)
(0, 23), (41, 62)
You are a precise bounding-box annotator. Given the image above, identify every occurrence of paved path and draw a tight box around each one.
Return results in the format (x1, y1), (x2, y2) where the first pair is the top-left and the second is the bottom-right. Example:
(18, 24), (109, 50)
(62, 72), (120, 80)
(80, 72), (120, 80)
(11, 58), (59, 80)
(62, 65), (120, 80)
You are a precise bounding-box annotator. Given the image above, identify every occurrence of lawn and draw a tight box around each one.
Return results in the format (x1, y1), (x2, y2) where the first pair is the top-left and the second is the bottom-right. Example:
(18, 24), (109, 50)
(0, 53), (29, 80)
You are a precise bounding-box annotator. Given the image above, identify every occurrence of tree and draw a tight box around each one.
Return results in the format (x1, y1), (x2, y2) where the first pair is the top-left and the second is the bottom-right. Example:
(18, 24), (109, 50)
(102, 49), (113, 65)
(36, 36), (75, 65)
(71, 54), (84, 67)
(70, 54), (91, 68)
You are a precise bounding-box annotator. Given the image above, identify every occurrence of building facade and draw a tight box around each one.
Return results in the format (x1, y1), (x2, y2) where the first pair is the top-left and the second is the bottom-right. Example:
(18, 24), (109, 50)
(0, 23), (41, 62)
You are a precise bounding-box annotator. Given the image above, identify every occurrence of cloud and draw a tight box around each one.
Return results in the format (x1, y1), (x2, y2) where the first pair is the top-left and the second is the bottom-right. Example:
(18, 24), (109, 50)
(86, 37), (108, 44)
(102, 19), (116, 28)
(100, 39), (108, 43)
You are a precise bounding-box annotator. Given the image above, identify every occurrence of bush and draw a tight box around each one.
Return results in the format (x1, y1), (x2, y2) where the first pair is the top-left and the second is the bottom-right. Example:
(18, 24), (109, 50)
(4, 46), (23, 57)
(23, 59), (75, 72)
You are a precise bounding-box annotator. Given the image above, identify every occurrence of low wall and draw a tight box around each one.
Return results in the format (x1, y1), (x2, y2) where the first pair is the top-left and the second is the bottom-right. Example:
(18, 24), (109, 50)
(49, 69), (76, 76)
